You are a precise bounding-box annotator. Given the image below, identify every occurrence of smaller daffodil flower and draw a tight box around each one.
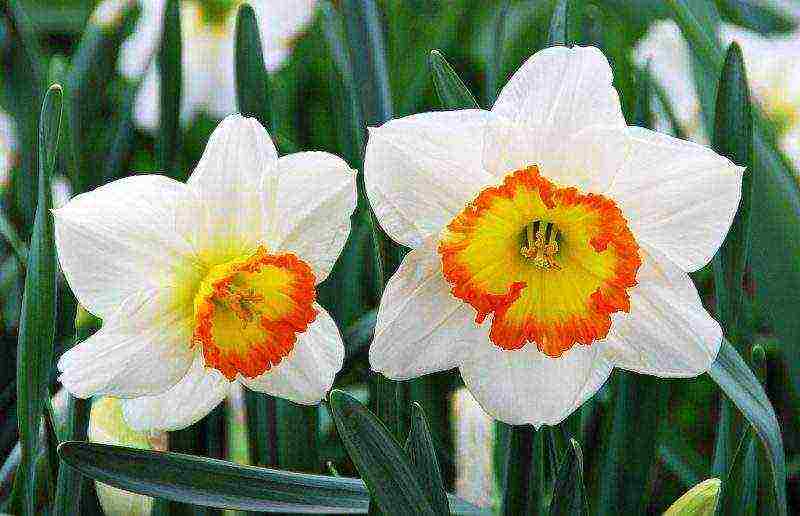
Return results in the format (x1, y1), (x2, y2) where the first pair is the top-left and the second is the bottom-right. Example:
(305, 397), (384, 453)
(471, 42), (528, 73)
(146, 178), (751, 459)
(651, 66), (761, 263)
(664, 478), (721, 516)
(365, 46), (743, 427)
(55, 114), (356, 431)
(118, 0), (318, 131)
(89, 397), (166, 516)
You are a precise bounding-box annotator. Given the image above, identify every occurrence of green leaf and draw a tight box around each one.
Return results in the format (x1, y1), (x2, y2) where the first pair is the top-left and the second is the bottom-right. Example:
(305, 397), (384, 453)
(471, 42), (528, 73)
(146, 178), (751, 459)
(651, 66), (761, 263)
(328, 390), (438, 516)
(712, 42), (753, 339)
(65, 1), (135, 193)
(4, 0), (45, 230)
(14, 83), (62, 516)
(341, 0), (393, 126)
(157, 0), (182, 178)
(405, 403), (449, 515)
(58, 441), (370, 513)
(53, 309), (102, 516)
(429, 49), (479, 110)
(547, 0), (569, 46)
(715, 428), (758, 516)
(549, 438), (588, 516)
(707, 340), (786, 516)
(597, 373), (667, 516)
(276, 402), (319, 473)
(501, 425), (544, 516)
(235, 3), (272, 131)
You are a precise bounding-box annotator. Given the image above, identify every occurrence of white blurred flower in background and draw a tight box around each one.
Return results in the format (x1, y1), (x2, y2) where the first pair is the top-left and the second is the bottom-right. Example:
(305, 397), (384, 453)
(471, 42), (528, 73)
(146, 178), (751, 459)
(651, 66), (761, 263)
(0, 111), (17, 190)
(89, 397), (167, 516)
(452, 388), (494, 509)
(635, 17), (800, 171)
(118, 0), (318, 131)
(633, 20), (708, 143)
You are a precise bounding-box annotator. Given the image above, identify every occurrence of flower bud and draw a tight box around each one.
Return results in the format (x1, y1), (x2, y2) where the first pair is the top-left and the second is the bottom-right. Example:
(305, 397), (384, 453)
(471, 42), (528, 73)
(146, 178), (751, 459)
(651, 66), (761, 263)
(664, 478), (721, 516)
(89, 397), (166, 516)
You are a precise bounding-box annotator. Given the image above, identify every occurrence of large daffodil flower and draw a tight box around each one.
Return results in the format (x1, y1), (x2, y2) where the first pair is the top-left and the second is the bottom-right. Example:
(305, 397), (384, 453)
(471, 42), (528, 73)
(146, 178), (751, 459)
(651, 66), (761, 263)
(366, 46), (743, 427)
(54, 115), (356, 431)
(119, 0), (318, 130)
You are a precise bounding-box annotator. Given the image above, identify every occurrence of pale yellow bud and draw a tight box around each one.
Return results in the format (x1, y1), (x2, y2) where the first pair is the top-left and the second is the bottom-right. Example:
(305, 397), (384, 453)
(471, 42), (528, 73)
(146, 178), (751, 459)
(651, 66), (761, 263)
(89, 397), (167, 516)
(664, 478), (722, 516)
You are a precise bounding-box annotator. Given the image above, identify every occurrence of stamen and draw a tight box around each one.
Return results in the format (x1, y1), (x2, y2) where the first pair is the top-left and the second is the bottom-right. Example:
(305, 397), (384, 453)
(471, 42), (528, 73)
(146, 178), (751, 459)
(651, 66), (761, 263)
(521, 221), (561, 270)
(216, 283), (265, 329)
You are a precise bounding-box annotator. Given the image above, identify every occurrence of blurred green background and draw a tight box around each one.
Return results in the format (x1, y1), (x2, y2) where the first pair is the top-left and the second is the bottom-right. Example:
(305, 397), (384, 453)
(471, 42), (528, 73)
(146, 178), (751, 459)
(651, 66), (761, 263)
(1, 0), (799, 514)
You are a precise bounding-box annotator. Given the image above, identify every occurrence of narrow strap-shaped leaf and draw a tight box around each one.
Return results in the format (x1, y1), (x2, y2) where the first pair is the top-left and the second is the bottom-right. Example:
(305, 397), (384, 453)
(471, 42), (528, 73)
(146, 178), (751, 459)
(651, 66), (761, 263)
(14, 83), (62, 516)
(707, 339), (786, 516)
(547, 0), (569, 47)
(58, 441), (370, 513)
(328, 390), (437, 516)
(235, 3), (272, 131)
(65, 0), (134, 193)
(53, 309), (102, 516)
(429, 50), (479, 110)
(341, 0), (393, 126)
(712, 42), (754, 340)
(5, 0), (45, 230)
(501, 425), (544, 516)
(597, 372), (667, 516)
(715, 428), (758, 516)
(485, 0), (510, 104)
(157, 0), (182, 178)
(405, 403), (449, 515)
(276, 401), (319, 473)
(549, 438), (588, 516)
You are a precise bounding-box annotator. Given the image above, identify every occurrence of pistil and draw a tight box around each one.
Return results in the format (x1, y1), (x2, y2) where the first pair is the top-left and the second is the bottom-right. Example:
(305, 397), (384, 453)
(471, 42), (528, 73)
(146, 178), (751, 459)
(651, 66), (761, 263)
(521, 221), (561, 270)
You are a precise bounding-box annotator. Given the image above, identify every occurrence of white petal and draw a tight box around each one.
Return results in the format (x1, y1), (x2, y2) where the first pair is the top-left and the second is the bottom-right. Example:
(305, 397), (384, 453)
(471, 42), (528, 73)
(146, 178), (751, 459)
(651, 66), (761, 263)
(607, 126), (744, 272)
(364, 110), (498, 248)
(251, 0), (318, 72)
(241, 305), (343, 404)
(369, 237), (482, 380)
(273, 152), (357, 282)
(53, 174), (197, 320)
(121, 355), (230, 432)
(602, 244), (722, 377)
(483, 122), (632, 192)
(57, 293), (195, 399)
(459, 343), (612, 427)
(185, 115), (279, 260)
(492, 46), (625, 137)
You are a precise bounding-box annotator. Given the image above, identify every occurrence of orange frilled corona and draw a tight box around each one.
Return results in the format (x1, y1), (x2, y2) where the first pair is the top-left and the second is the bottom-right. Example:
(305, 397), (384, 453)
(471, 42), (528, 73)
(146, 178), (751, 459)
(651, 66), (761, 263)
(439, 166), (641, 357)
(192, 246), (317, 380)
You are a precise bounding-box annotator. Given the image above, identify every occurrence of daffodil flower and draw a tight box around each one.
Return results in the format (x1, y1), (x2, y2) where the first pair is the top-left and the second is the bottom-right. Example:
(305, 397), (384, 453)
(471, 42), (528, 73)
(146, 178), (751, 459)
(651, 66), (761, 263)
(119, 0), (318, 130)
(366, 46), (743, 427)
(55, 115), (356, 431)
